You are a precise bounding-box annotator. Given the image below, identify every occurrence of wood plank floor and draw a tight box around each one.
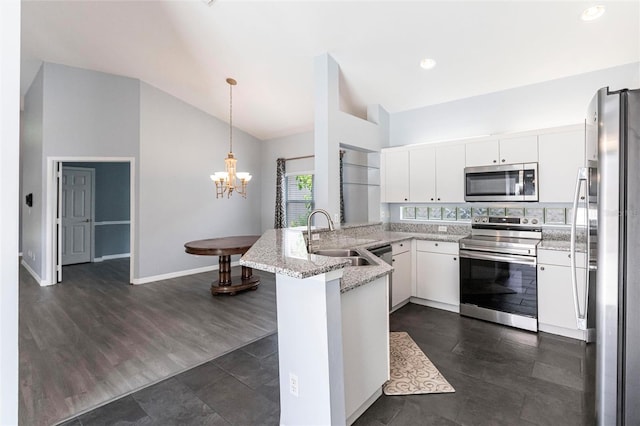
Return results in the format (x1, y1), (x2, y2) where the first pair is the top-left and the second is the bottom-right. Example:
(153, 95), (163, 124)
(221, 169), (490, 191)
(19, 259), (277, 426)
(58, 303), (596, 426)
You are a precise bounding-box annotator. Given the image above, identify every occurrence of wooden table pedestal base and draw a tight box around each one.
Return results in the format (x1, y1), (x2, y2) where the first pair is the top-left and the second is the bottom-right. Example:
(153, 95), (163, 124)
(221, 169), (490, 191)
(184, 235), (261, 297)
(212, 255), (260, 295)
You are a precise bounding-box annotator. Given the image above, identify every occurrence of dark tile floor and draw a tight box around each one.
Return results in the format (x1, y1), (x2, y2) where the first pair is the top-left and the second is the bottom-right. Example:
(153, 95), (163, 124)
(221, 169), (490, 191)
(58, 304), (596, 426)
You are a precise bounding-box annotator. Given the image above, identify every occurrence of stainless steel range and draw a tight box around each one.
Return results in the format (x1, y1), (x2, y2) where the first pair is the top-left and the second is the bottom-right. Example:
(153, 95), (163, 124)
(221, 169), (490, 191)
(458, 216), (542, 332)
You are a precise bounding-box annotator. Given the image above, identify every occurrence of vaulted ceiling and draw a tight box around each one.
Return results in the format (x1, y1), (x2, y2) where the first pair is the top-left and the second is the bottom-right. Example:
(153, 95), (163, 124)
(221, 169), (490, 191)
(21, 1), (640, 140)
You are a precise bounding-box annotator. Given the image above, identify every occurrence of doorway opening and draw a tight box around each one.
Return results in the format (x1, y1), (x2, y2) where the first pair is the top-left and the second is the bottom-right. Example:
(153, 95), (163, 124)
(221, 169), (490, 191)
(47, 157), (135, 284)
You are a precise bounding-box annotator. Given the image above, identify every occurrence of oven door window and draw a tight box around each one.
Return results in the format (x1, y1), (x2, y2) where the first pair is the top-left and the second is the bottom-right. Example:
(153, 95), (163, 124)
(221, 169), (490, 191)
(466, 170), (521, 197)
(459, 255), (537, 318)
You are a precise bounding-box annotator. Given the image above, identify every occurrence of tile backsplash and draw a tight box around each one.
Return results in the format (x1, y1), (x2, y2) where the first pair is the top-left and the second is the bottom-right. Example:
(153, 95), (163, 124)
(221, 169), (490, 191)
(400, 204), (573, 226)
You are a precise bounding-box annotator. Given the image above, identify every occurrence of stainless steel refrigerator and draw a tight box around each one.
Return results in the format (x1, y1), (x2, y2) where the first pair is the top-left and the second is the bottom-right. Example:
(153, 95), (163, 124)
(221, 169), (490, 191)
(587, 87), (640, 425)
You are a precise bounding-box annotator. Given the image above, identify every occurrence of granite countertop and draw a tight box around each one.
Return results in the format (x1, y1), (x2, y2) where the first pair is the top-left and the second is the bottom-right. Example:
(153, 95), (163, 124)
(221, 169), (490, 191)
(240, 229), (468, 293)
(538, 239), (587, 252)
(239, 226), (589, 293)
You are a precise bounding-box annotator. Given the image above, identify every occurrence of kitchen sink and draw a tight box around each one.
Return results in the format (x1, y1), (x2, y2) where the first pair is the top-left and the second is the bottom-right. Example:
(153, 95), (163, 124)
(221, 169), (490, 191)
(341, 256), (371, 266)
(312, 248), (373, 266)
(313, 249), (360, 257)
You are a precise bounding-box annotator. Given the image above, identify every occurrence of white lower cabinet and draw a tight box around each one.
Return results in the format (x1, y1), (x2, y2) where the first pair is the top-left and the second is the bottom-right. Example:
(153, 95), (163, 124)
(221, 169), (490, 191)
(414, 241), (459, 312)
(537, 249), (588, 340)
(391, 241), (412, 309)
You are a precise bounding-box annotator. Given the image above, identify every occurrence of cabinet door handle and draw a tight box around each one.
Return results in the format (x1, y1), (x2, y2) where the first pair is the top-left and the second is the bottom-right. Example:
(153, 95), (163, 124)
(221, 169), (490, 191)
(392, 259), (395, 262)
(437, 198), (441, 201)
(430, 198), (434, 201)
(540, 266), (545, 271)
(501, 159), (506, 163)
(404, 198), (408, 201)
(435, 243), (438, 246)
(399, 243), (403, 247)
(453, 257), (457, 261)
(493, 160), (497, 163)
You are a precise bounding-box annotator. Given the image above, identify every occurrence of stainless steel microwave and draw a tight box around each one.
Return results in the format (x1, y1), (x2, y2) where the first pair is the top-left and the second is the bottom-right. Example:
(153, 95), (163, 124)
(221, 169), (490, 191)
(464, 163), (538, 202)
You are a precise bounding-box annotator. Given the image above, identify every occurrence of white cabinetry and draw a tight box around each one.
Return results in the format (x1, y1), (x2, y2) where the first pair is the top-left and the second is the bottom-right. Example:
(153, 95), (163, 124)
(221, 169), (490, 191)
(381, 149), (409, 202)
(409, 146), (436, 202)
(465, 139), (499, 167)
(407, 144), (465, 203)
(498, 135), (539, 164)
(391, 241), (412, 310)
(465, 136), (538, 167)
(341, 276), (390, 422)
(537, 249), (587, 340)
(538, 129), (585, 202)
(435, 144), (465, 202)
(414, 240), (459, 312)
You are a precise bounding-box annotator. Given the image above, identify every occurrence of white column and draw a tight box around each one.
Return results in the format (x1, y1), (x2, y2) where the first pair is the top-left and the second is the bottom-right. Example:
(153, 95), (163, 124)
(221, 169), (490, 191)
(0, 0), (21, 423)
(313, 54), (341, 226)
(276, 270), (346, 426)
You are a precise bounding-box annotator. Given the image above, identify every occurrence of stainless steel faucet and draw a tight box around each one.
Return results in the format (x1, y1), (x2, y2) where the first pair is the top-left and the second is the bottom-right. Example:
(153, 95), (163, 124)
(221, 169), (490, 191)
(306, 209), (335, 252)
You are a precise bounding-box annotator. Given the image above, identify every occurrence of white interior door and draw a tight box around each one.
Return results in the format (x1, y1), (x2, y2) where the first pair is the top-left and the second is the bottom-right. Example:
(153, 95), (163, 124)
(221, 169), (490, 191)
(61, 167), (93, 265)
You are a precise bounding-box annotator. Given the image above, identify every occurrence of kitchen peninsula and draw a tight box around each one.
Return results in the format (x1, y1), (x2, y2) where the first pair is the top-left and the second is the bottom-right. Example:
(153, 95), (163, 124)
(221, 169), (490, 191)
(240, 221), (472, 425)
(240, 228), (392, 425)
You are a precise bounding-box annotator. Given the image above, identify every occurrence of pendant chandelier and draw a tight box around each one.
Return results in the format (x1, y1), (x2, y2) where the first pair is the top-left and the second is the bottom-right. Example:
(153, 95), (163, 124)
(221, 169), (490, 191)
(210, 78), (252, 198)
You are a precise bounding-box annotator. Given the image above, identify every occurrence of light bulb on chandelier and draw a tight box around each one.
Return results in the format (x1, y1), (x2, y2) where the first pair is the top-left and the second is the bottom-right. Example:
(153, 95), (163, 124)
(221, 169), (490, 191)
(210, 78), (252, 198)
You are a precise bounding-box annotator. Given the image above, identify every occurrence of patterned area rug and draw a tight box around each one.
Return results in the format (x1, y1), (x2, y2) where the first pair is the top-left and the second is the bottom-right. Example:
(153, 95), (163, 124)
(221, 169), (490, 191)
(383, 331), (455, 395)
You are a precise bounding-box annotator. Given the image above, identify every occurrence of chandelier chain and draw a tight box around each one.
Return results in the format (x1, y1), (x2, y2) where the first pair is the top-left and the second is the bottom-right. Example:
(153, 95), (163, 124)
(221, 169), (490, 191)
(229, 81), (233, 153)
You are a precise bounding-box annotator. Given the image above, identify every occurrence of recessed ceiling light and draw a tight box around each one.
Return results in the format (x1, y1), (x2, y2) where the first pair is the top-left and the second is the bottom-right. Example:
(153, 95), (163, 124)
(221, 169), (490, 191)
(420, 58), (437, 70)
(581, 5), (605, 21)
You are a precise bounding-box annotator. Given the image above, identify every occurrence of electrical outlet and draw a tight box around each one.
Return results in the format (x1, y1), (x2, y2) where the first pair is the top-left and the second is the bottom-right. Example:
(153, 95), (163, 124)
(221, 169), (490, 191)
(312, 234), (320, 241)
(438, 226), (447, 233)
(334, 213), (339, 223)
(289, 373), (299, 397)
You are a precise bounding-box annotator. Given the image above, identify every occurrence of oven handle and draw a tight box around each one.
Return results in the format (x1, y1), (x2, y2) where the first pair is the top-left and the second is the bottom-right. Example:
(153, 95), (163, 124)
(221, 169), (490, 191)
(459, 249), (537, 266)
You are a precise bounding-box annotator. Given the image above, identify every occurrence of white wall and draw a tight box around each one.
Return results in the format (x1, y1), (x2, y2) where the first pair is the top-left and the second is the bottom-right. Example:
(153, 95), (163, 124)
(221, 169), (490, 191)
(21, 63), (140, 283)
(138, 82), (263, 279)
(20, 67), (43, 280)
(0, 0), (20, 423)
(260, 131), (314, 232)
(390, 62), (640, 146)
(21, 63), (263, 284)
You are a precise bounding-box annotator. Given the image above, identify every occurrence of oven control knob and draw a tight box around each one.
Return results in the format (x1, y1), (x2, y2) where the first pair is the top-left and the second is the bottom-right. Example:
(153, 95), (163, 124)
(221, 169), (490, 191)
(531, 219), (538, 224)
(482, 217), (488, 223)
(522, 218), (529, 224)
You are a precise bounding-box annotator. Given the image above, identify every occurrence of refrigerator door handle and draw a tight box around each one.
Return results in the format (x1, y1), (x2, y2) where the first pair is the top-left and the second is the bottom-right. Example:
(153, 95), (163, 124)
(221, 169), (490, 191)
(571, 167), (588, 330)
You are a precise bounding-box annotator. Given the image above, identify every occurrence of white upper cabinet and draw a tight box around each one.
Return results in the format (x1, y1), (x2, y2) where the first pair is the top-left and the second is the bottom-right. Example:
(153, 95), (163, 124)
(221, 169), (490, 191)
(465, 136), (538, 167)
(498, 135), (538, 164)
(435, 144), (465, 202)
(408, 144), (464, 203)
(465, 140), (499, 167)
(409, 145), (436, 202)
(538, 129), (585, 202)
(382, 124), (582, 204)
(381, 149), (409, 202)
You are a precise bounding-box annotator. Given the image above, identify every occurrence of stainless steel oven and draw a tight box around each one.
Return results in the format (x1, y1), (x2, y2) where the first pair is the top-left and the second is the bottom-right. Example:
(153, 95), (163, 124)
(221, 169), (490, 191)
(464, 163), (538, 202)
(458, 216), (541, 331)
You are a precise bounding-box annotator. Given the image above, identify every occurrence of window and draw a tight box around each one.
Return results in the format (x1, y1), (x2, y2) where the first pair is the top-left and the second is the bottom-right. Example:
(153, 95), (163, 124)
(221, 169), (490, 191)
(286, 174), (314, 227)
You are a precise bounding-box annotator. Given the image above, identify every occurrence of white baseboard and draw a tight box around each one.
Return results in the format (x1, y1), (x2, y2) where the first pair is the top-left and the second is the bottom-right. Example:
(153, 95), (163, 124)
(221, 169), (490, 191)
(410, 297), (460, 313)
(347, 387), (382, 426)
(94, 253), (130, 262)
(131, 261), (240, 285)
(20, 259), (51, 286)
(390, 298), (410, 313)
(538, 323), (586, 341)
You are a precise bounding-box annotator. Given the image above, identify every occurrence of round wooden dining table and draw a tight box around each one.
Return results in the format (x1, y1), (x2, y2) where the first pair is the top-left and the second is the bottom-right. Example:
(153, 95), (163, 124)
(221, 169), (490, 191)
(184, 235), (261, 296)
